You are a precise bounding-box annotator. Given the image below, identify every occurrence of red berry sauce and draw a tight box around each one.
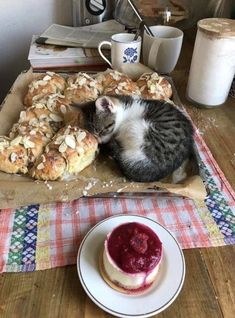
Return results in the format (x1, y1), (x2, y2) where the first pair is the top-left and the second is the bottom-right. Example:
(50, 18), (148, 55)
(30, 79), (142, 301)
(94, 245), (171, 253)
(107, 222), (162, 274)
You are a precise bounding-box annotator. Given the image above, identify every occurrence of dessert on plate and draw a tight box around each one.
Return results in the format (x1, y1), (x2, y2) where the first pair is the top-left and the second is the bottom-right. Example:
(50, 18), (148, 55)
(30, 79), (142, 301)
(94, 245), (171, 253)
(100, 221), (163, 294)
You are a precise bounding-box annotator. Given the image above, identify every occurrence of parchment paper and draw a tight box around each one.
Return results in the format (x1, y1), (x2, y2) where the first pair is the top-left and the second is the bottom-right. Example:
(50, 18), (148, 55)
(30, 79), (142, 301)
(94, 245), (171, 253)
(0, 69), (207, 208)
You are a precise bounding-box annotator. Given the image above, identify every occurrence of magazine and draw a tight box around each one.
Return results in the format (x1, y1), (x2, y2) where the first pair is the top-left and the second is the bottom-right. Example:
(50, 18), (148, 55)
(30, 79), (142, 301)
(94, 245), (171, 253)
(37, 20), (125, 48)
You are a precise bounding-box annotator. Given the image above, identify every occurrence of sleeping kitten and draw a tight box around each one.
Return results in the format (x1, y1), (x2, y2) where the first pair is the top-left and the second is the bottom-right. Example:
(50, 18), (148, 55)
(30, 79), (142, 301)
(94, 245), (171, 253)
(75, 95), (194, 182)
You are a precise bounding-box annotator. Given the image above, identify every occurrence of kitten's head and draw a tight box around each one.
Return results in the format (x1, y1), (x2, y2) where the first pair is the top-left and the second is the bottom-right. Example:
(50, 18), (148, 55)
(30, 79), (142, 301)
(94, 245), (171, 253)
(87, 96), (119, 144)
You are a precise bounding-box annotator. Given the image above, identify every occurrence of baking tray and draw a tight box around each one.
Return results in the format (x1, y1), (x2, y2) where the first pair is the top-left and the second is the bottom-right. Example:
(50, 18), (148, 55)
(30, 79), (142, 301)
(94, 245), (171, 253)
(0, 69), (207, 208)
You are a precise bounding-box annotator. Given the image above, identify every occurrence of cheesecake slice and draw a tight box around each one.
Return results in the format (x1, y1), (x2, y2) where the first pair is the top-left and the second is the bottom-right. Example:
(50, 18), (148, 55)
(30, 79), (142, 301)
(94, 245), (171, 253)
(101, 221), (163, 294)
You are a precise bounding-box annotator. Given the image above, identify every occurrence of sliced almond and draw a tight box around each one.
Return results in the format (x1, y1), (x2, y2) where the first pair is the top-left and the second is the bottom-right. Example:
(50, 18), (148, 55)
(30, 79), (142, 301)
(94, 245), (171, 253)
(59, 142), (67, 153)
(49, 113), (63, 122)
(146, 80), (151, 87)
(24, 141), (36, 149)
(32, 94), (40, 101)
(19, 126), (26, 134)
(39, 114), (48, 120)
(22, 137), (35, 149)
(43, 75), (52, 81)
(60, 105), (67, 114)
(39, 122), (46, 127)
(77, 78), (87, 86)
(37, 162), (45, 170)
(34, 103), (45, 109)
(10, 152), (18, 162)
(76, 131), (86, 142)
(29, 119), (38, 126)
(151, 73), (160, 80)
(65, 135), (76, 149)
(41, 154), (46, 163)
(54, 136), (64, 144)
(20, 111), (27, 121)
(46, 71), (55, 76)
(9, 132), (14, 139)
(140, 85), (146, 92)
(64, 127), (71, 135)
(22, 167), (28, 174)
(83, 73), (92, 79)
(149, 84), (157, 93)
(69, 84), (77, 89)
(46, 98), (55, 107)
(0, 139), (9, 151)
(89, 81), (96, 87)
(32, 82), (38, 89)
(39, 80), (48, 86)
(10, 136), (22, 146)
(119, 82), (126, 87)
(111, 73), (121, 81)
(0, 138), (9, 147)
(47, 105), (54, 113)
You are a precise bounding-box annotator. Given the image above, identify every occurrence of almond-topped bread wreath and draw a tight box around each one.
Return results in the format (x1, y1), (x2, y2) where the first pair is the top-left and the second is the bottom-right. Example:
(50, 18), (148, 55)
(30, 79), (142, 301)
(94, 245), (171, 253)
(30, 124), (98, 181)
(0, 70), (173, 180)
(24, 72), (67, 107)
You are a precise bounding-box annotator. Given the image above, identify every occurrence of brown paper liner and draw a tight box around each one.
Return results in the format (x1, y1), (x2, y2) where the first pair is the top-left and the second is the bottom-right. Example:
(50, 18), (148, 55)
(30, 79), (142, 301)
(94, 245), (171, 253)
(0, 69), (207, 209)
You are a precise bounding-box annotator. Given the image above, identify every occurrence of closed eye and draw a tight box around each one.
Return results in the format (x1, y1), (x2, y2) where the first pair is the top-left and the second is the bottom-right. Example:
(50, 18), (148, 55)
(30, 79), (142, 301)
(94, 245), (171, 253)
(106, 122), (114, 129)
(99, 123), (114, 135)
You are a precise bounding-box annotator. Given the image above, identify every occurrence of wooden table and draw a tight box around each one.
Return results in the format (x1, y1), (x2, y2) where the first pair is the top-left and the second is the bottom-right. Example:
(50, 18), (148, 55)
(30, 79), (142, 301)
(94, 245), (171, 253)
(0, 28), (235, 318)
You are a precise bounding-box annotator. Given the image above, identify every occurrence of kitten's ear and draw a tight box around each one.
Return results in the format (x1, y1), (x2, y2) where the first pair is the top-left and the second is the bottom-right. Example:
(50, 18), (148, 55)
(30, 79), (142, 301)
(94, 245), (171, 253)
(95, 96), (117, 113)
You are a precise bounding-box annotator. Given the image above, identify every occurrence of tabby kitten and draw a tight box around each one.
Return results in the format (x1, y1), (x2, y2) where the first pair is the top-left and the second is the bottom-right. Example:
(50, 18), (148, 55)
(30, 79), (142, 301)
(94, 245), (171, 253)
(76, 95), (194, 182)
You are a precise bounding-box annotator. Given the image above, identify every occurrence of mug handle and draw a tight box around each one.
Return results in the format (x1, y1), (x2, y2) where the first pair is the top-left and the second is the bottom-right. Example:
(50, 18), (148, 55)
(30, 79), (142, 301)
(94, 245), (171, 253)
(148, 40), (162, 70)
(98, 41), (112, 67)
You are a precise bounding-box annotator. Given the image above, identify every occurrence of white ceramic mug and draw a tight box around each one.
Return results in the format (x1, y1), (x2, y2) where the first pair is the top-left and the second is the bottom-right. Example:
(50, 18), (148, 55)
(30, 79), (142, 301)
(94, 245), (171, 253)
(98, 33), (141, 71)
(143, 26), (183, 74)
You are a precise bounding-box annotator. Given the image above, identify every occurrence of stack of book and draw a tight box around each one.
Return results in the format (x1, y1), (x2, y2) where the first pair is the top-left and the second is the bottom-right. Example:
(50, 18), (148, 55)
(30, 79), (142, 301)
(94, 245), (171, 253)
(27, 20), (125, 72)
(28, 35), (111, 72)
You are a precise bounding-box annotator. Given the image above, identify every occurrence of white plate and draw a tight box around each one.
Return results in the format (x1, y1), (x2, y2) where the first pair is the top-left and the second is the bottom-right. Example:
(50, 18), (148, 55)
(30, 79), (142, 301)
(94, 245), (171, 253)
(77, 214), (185, 318)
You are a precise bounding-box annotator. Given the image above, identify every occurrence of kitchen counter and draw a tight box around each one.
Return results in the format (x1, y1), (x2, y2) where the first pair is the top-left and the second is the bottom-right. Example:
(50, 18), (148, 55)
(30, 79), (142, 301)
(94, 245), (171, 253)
(0, 28), (235, 318)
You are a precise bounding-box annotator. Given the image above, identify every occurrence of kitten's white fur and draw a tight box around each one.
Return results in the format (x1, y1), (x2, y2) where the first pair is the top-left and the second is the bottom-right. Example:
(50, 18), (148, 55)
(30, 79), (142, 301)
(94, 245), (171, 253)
(172, 159), (188, 183)
(113, 97), (149, 163)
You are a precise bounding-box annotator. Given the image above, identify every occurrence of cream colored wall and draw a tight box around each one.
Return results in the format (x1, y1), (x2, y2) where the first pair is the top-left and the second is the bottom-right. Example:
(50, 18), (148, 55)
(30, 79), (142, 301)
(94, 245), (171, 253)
(0, 0), (73, 103)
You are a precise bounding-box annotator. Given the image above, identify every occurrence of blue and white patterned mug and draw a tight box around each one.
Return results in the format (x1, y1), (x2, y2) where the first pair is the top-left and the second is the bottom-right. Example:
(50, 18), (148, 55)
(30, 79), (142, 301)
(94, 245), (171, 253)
(98, 33), (141, 71)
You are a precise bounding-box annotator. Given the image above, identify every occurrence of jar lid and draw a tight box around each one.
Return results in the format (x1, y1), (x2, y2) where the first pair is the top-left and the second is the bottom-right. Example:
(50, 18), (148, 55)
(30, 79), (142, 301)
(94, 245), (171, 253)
(198, 18), (235, 37)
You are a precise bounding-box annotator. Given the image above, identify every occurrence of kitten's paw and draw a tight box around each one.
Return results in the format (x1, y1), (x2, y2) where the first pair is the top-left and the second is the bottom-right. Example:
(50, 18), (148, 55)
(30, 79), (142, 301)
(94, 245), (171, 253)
(172, 160), (188, 184)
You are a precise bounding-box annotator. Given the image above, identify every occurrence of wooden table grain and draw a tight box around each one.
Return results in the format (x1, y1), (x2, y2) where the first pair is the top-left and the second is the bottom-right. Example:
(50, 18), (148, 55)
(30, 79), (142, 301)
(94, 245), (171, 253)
(0, 28), (235, 318)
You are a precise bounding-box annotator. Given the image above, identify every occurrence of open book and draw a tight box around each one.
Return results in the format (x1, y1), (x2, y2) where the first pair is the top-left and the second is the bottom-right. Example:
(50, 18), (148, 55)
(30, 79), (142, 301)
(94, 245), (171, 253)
(37, 20), (126, 48)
